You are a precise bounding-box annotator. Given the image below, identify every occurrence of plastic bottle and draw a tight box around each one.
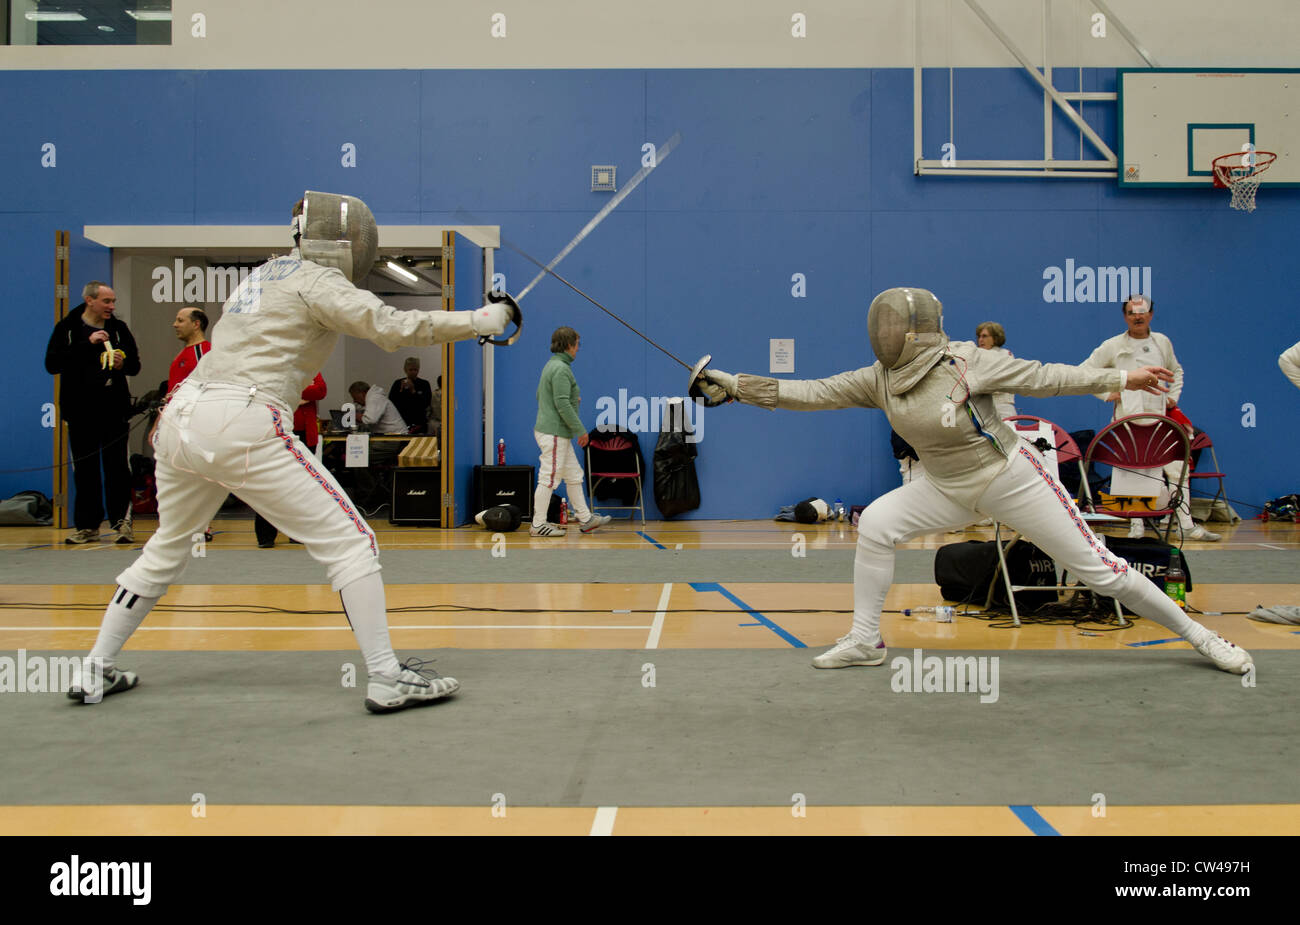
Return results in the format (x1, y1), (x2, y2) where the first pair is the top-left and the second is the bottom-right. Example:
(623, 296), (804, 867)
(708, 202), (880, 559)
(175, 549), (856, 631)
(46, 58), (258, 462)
(1164, 548), (1187, 609)
(497, 438), (506, 466)
(903, 606), (955, 623)
(834, 498), (845, 521)
(560, 498), (568, 525)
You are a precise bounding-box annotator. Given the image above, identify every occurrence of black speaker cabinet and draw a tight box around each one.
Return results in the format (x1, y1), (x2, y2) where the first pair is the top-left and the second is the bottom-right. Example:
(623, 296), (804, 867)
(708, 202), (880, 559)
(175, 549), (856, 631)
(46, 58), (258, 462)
(474, 465), (535, 518)
(390, 467), (441, 525)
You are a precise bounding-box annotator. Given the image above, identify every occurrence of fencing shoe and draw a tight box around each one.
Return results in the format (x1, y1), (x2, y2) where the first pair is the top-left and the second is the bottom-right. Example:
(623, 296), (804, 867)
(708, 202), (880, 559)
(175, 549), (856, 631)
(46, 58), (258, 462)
(579, 514), (613, 534)
(1186, 525), (1221, 542)
(1127, 518), (1145, 539)
(812, 634), (888, 669)
(1190, 631), (1252, 674)
(67, 666), (139, 703)
(530, 522), (565, 537)
(365, 657), (459, 713)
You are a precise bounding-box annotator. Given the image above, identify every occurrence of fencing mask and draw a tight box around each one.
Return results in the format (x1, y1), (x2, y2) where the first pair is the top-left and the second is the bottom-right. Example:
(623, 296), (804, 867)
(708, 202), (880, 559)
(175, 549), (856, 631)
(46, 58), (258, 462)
(294, 191), (379, 284)
(475, 504), (523, 532)
(867, 287), (947, 369)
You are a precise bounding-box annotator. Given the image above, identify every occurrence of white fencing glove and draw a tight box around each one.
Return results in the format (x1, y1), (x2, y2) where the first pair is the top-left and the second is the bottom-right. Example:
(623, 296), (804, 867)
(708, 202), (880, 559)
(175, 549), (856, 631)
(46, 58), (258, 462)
(469, 302), (509, 336)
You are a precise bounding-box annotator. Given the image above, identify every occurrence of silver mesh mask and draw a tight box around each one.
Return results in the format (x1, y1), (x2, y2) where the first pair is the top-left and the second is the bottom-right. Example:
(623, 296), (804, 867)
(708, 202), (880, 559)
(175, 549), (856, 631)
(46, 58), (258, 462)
(296, 191), (379, 284)
(867, 287), (946, 369)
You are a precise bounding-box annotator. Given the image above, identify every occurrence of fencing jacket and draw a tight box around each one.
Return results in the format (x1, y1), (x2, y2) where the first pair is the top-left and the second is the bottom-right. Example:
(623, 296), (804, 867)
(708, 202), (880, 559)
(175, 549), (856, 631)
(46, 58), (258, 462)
(734, 340), (1125, 509)
(194, 249), (476, 411)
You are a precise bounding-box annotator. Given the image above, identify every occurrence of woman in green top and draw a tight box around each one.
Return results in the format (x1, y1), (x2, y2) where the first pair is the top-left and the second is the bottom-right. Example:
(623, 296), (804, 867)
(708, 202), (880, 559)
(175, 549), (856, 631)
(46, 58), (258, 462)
(531, 326), (611, 536)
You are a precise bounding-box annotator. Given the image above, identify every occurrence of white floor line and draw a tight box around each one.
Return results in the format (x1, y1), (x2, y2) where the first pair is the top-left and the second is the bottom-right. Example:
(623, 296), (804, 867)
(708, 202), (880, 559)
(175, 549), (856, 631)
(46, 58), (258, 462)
(646, 583), (672, 649)
(589, 806), (618, 836)
(1258, 544), (1285, 550)
(0, 624), (653, 632)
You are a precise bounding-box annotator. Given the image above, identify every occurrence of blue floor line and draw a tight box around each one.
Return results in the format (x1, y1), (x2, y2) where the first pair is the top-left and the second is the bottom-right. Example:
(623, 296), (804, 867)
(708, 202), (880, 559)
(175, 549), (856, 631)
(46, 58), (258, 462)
(637, 531), (666, 549)
(689, 581), (805, 648)
(1009, 805), (1061, 836)
(1125, 637), (1185, 648)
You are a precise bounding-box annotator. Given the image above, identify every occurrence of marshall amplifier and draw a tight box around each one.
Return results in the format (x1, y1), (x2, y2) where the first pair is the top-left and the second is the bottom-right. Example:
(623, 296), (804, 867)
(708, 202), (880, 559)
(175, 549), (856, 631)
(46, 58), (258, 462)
(390, 467), (441, 525)
(474, 465), (535, 518)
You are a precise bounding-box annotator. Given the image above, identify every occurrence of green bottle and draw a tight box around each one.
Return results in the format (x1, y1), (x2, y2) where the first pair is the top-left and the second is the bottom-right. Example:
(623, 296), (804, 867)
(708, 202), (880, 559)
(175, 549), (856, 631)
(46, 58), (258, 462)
(1164, 548), (1187, 609)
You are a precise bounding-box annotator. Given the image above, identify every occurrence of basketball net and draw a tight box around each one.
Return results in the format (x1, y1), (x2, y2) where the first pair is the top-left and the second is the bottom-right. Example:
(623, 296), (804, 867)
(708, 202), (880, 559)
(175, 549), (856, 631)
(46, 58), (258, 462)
(1212, 151), (1276, 213)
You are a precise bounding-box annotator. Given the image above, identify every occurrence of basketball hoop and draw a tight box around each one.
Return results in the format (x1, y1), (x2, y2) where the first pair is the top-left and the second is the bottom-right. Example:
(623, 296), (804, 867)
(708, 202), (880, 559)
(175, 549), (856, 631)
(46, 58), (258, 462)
(1212, 150), (1276, 212)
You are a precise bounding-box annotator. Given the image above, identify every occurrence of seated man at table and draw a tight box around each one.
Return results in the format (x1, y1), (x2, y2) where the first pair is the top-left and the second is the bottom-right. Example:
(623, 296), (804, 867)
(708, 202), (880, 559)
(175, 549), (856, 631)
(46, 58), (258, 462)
(348, 381), (410, 434)
(346, 381), (409, 512)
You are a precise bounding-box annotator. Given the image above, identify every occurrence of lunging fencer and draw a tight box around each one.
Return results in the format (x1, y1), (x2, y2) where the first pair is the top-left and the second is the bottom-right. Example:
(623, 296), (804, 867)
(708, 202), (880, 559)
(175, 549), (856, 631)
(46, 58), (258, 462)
(696, 287), (1251, 675)
(69, 191), (511, 713)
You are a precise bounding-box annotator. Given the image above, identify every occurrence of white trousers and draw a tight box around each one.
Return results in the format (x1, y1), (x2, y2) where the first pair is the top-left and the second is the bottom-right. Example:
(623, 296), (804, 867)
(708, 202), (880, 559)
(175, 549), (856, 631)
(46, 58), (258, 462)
(852, 445), (1197, 641)
(118, 381), (380, 597)
(532, 430), (591, 526)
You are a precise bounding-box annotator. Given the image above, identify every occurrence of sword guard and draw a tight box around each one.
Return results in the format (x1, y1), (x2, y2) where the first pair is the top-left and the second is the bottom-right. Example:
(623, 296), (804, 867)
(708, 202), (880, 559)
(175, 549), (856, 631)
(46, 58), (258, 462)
(687, 353), (729, 408)
(478, 290), (523, 347)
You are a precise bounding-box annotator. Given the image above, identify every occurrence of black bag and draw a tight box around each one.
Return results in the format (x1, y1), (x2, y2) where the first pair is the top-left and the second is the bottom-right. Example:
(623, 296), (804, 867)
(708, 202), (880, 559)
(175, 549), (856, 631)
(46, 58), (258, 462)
(0, 490), (53, 526)
(652, 402), (700, 518)
(934, 539), (1057, 611)
(1102, 536), (1193, 592)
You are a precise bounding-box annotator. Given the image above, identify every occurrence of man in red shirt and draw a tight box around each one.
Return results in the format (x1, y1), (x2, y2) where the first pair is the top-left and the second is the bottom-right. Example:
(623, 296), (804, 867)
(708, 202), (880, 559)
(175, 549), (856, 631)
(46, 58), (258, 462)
(167, 307), (210, 395)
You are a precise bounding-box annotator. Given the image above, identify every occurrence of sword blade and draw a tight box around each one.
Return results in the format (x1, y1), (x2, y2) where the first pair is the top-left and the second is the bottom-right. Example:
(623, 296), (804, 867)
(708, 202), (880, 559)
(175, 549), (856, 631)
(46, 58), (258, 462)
(514, 131), (682, 302)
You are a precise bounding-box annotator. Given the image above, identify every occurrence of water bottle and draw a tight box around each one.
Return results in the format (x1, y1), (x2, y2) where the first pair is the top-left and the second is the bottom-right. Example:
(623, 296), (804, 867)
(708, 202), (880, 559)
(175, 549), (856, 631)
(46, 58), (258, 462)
(903, 606), (955, 623)
(497, 438), (506, 466)
(1164, 548), (1187, 609)
(560, 498), (568, 525)
(834, 498), (845, 522)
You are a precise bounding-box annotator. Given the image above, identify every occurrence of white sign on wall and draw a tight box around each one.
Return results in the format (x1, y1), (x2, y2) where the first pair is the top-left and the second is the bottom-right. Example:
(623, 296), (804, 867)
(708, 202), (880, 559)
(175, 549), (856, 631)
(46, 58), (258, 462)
(770, 339), (794, 374)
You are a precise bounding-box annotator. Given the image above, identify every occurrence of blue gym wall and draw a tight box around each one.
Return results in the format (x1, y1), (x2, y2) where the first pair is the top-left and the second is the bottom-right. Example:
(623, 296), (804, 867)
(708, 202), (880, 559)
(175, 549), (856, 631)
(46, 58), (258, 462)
(2, 67), (1296, 519)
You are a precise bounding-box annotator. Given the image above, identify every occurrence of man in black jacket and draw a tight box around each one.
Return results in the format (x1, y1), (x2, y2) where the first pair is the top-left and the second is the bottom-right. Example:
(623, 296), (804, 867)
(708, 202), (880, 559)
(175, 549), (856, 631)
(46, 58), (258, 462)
(44, 281), (141, 544)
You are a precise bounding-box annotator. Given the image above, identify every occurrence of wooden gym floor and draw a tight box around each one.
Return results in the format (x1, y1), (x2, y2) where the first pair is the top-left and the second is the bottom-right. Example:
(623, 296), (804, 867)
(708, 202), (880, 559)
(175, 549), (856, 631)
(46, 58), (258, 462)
(1, 515), (1297, 836)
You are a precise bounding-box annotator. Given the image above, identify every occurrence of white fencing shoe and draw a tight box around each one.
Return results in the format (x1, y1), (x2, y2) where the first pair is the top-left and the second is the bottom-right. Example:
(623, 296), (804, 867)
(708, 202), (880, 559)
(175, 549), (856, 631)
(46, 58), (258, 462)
(1190, 631), (1252, 674)
(1187, 525), (1222, 542)
(67, 666), (139, 703)
(365, 657), (460, 713)
(812, 634), (888, 669)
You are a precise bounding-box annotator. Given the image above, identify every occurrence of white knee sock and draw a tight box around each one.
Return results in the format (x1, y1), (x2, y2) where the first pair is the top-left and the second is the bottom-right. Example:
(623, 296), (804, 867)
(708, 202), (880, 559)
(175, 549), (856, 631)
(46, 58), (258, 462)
(1112, 571), (1201, 638)
(565, 479), (592, 522)
(851, 532), (893, 643)
(87, 587), (158, 670)
(339, 572), (403, 677)
(532, 482), (555, 527)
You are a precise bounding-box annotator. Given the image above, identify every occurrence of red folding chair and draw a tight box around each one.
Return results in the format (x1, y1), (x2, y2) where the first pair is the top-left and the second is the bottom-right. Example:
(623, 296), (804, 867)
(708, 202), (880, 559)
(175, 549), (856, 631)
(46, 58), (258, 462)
(1083, 413), (1192, 543)
(585, 432), (646, 524)
(1187, 430), (1227, 510)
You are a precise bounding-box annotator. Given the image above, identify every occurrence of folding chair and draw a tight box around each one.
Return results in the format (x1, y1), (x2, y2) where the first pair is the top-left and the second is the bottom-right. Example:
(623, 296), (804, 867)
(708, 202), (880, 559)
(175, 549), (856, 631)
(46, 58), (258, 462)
(1187, 430), (1227, 510)
(585, 432), (646, 524)
(987, 415), (1126, 626)
(1083, 413), (1193, 544)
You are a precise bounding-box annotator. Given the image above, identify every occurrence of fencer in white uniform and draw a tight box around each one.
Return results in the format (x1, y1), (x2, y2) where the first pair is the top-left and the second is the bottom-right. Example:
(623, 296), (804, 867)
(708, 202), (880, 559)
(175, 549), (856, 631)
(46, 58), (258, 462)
(698, 287), (1251, 675)
(70, 191), (510, 713)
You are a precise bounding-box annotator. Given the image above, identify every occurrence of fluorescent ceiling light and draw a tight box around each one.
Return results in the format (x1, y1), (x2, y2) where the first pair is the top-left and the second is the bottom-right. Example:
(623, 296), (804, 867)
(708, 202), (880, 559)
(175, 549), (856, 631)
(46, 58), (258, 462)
(385, 261), (420, 284)
(25, 12), (88, 21)
(126, 10), (173, 21)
